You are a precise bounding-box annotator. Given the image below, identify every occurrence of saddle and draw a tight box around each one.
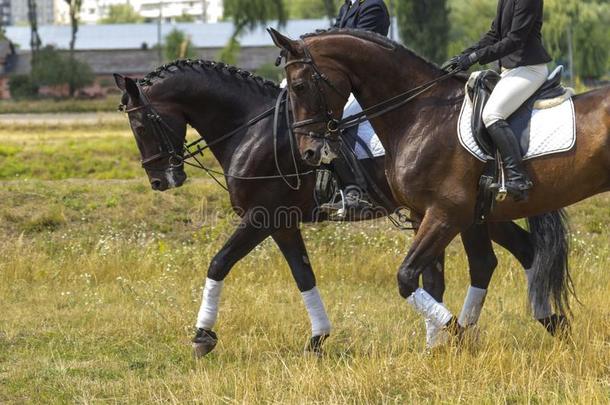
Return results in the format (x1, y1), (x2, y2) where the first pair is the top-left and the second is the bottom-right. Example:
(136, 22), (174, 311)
(468, 66), (573, 223)
(468, 66), (569, 157)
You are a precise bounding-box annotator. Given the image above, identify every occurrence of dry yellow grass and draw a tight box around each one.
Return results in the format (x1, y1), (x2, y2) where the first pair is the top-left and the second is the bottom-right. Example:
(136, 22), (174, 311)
(0, 124), (609, 403)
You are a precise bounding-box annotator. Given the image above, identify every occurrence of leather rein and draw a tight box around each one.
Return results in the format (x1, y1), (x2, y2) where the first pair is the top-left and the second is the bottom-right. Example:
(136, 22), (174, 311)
(121, 82), (311, 191)
(284, 40), (460, 140)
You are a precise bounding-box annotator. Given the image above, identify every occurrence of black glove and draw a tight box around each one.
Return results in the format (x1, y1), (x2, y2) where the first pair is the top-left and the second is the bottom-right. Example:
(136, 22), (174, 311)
(456, 52), (480, 71)
(441, 55), (461, 72)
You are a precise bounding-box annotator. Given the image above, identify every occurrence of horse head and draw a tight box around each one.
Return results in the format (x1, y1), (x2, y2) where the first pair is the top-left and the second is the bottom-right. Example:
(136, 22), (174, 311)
(269, 28), (351, 167)
(114, 74), (188, 191)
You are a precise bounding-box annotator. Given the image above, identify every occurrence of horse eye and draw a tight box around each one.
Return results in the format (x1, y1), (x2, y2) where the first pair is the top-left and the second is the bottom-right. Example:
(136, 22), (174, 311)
(135, 126), (146, 137)
(292, 82), (306, 92)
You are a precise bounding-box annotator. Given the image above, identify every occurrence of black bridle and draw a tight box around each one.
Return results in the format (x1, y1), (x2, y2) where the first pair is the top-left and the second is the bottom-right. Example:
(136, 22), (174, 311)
(285, 41), (347, 140)
(122, 83), (185, 171)
(120, 82), (311, 191)
(283, 40), (460, 141)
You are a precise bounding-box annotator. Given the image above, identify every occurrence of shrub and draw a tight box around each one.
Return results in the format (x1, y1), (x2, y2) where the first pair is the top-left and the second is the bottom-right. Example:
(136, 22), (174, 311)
(9, 75), (39, 100)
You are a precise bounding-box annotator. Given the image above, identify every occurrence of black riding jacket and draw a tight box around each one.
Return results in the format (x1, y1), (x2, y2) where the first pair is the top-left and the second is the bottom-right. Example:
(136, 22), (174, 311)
(466, 0), (552, 69)
(333, 0), (390, 37)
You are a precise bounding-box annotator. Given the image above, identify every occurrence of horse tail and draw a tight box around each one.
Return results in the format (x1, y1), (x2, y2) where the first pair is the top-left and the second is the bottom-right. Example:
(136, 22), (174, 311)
(526, 209), (575, 318)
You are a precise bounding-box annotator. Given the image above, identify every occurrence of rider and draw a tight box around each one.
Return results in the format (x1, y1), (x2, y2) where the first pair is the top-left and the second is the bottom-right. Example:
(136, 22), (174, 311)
(322, 0), (391, 215)
(446, 0), (551, 201)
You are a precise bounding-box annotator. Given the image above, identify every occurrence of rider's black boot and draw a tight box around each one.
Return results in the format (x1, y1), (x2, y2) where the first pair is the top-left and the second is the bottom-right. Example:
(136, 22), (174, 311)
(487, 120), (533, 201)
(319, 157), (371, 218)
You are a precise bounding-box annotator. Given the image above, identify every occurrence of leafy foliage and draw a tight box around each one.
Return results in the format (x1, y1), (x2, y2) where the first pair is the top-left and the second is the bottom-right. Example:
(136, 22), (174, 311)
(164, 29), (197, 61)
(396, 0), (450, 64)
(8, 75), (39, 100)
(284, 0), (342, 20)
(100, 4), (143, 24)
(30, 46), (94, 91)
(447, 0), (609, 79)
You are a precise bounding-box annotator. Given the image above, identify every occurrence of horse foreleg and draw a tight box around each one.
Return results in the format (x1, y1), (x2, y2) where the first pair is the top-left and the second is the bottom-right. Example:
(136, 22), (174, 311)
(398, 211), (461, 343)
(193, 218), (271, 358)
(272, 228), (331, 356)
(421, 255), (452, 348)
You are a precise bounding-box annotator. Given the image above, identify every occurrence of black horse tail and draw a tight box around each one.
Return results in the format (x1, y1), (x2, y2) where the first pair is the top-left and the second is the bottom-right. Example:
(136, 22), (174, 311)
(527, 209), (575, 318)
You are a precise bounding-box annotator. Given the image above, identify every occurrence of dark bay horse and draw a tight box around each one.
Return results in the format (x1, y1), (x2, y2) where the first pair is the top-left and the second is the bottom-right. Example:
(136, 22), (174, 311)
(114, 60), (566, 355)
(271, 28), (610, 327)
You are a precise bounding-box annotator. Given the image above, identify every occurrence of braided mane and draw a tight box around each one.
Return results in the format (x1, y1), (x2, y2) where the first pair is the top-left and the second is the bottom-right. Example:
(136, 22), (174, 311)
(139, 59), (280, 94)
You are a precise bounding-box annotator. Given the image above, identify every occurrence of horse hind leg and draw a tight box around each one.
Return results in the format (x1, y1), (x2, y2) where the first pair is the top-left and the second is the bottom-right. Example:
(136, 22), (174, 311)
(272, 228), (331, 356)
(489, 217), (571, 337)
(458, 224), (498, 331)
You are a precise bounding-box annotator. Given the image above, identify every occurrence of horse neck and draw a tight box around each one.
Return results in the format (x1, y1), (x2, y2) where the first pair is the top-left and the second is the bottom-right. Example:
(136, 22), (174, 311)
(151, 72), (279, 171)
(313, 36), (463, 144)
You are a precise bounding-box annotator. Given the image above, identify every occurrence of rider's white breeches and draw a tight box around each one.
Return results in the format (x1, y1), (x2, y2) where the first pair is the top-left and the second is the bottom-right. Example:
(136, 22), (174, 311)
(482, 64), (549, 128)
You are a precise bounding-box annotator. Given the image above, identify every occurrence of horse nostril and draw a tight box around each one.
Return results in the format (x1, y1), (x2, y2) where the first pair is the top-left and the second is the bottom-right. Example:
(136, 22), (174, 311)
(302, 149), (316, 162)
(151, 179), (162, 190)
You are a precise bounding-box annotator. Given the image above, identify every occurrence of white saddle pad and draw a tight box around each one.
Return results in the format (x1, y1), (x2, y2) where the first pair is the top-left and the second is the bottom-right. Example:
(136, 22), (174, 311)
(343, 94), (386, 160)
(458, 94), (576, 162)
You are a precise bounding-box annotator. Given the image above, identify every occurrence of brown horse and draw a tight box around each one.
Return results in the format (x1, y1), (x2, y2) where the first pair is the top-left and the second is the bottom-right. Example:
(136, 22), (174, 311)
(114, 59), (571, 355)
(271, 28), (610, 324)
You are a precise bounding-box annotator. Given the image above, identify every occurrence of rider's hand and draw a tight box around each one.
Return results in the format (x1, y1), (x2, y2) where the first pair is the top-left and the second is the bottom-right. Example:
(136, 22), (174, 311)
(456, 52), (480, 71)
(441, 55), (461, 72)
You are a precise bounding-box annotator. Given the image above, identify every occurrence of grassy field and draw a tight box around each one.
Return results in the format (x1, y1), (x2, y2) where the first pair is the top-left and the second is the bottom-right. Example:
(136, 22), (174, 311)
(0, 122), (609, 403)
(0, 97), (118, 115)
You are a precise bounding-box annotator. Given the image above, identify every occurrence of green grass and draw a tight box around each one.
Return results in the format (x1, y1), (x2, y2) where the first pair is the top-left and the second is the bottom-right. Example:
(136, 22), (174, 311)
(0, 125), (218, 180)
(0, 123), (609, 403)
(0, 97), (119, 114)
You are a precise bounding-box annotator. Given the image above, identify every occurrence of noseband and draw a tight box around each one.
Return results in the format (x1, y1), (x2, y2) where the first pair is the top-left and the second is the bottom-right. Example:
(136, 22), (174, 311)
(284, 41), (346, 141)
(121, 83), (184, 170)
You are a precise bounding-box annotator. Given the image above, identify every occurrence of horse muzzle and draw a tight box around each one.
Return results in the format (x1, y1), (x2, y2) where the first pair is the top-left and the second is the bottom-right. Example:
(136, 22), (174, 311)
(301, 141), (337, 166)
(148, 168), (187, 191)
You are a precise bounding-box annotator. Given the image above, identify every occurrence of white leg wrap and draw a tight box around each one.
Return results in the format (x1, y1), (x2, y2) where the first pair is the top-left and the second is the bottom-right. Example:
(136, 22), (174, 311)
(196, 278), (224, 330)
(407, 288), (453, 329)
(425, 308), (450, 349)
(525, 268), (553, 319)
(301, 287), (332, 336)
(458, 286), (487, 327)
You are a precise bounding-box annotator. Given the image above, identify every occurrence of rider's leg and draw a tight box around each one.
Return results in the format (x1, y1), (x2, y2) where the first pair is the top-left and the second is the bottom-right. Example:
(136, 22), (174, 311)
(483, 64), (548, 200)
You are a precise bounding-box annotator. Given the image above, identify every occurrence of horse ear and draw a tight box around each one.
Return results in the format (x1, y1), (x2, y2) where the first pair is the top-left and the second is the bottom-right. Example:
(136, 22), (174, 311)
(267, 27), (299, 55)
(125, 78), (140, 100)
(114, 74), (140, 100)
(114, 74), (126, 91)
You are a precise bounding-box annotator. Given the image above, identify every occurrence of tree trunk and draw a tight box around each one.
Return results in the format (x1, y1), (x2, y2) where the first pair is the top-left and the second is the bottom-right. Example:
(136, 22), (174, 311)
(27, 0), (42, 66)
(66, 0), (81, 97)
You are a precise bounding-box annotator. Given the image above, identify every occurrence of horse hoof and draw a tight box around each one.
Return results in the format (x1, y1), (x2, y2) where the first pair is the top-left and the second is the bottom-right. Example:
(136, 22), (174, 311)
(304, 334), (329, 357)
(539, 315), (571, 338)
(192, 328), (218, 358)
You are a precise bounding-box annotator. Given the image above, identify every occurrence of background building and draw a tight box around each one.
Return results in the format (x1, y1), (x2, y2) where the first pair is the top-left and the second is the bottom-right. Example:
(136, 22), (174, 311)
(53, 0), (224, 25)
(0, 0), (10, 26)
(10, 0), (56, 26)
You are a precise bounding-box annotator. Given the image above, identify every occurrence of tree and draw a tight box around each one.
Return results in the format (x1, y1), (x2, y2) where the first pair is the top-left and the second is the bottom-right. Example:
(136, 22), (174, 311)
(221, 0), (287, 63)
(396, 0), (450, 64)
(543, 0), (610, 80)
(100, 4), (143, 24)
(284, 0), (341, 20)
(164, 29), (197, 61)
(30, 46), (94, 94)
(27, 0), (42, 65)
(447, 0), (609, 80)
(64, 0), (83, 97)
(447, 0), (496, 57)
